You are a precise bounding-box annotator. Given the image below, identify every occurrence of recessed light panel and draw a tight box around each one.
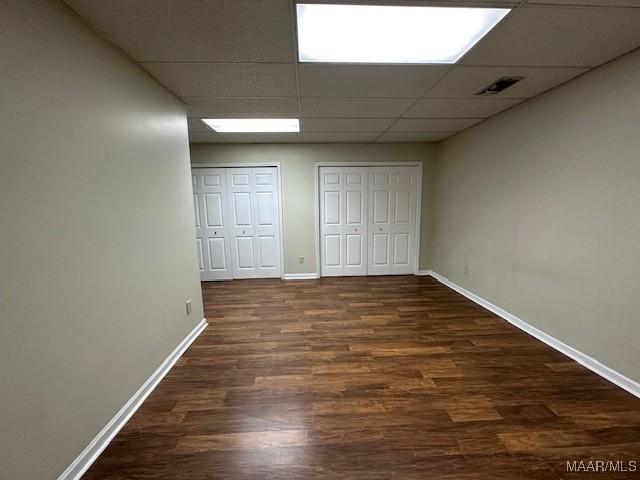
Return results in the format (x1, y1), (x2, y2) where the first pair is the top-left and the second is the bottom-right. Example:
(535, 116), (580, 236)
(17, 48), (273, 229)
(296, 4), (510, 64)
(202, 118), (300, 133)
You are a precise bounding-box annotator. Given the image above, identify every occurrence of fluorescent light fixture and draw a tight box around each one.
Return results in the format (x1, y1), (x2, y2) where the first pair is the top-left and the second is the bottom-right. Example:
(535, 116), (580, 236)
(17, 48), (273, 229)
(202, 118), (300, 133)
(296, 4), (510, 64)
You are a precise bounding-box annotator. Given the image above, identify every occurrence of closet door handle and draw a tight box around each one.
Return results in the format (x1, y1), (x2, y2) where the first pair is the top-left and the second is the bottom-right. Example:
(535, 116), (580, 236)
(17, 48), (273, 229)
(242, 230), (246, 235)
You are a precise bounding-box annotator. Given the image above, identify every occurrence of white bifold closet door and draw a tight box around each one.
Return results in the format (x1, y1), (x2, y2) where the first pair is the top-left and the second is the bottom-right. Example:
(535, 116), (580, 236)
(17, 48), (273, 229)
(319, 167), (368, 276)
(368, 166), (418, 275)
(192, 168), (233, 281)
(226, 168), (282, 279)
(192, 167), (281, 281)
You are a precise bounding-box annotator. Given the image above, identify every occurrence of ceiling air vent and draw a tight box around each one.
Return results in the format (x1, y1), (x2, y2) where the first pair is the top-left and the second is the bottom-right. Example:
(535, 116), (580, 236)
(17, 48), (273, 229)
(476, 76), (524, 96)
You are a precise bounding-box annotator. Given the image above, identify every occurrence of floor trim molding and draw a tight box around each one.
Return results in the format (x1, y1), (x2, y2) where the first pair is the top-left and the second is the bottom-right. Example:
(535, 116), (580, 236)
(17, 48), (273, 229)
(426, 270), (640, 399)
(58, 318), (208, 480)
(283, 273), (319, 280)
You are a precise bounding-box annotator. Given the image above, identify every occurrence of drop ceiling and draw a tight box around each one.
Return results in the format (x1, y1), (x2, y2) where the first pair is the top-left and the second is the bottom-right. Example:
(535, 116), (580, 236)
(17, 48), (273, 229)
(63, 0), (640, 144)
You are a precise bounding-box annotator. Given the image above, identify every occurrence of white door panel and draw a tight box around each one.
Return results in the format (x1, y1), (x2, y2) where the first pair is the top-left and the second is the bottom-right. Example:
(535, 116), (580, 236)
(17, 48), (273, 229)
(193, 194), (201, 227)
(192, 168), (233, 280)
(324, 235), (341, 267)
(235, 236), (254, 270)
(203, 171), (223, 186)
(393, 233), (410, 265)
(231, 192), (252, 226)
(204, 192), (224, 227)
(193, 166), (282, 280)
(319, 166), (368, 276)
(390, 166), (417, 275)
(367, 166), (418, 276)
(256, 192), (275, 225)
(255, 173), (272, 185)
(323, 191), (341, 225)
(230, 172), (250, 186)
(209, 237), (228, 270)
(345, 171), (363, 185)
(323, 171), (340, 185)
(395, 190), (411, 224)
(227, 167), (282, 279)
(319, 165), (417, 277)
(345, 190), (363, 224)
(346, 234), (363, 266)
(258, 236), (277, 268)
(196, 238), (204, 271)
(372, 234), (389, 266)
(251, 167), (282, 278)
(373, 171), (390, 185)
(372, 190), (390, 224)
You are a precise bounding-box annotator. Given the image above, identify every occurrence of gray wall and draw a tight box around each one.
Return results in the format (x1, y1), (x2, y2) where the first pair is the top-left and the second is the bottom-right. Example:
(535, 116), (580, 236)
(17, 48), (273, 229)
(0, 1), (204, 479)
(431, 48), (640, 384)
(190, 143), (436, 273)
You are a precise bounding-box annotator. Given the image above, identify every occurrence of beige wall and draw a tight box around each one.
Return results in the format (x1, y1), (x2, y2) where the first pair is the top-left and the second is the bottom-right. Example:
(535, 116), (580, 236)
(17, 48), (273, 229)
(191, 143), (436, 274)
(0, 1), (204, 479)
(431, 48), (640, 383)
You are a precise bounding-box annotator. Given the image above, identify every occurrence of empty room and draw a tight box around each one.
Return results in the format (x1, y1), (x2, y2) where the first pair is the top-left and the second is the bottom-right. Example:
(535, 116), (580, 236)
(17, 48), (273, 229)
(3, 0), (640, 479)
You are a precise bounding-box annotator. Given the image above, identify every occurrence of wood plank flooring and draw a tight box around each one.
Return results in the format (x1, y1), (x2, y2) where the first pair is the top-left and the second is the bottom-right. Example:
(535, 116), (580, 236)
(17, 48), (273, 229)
(83, 276), (640, 479)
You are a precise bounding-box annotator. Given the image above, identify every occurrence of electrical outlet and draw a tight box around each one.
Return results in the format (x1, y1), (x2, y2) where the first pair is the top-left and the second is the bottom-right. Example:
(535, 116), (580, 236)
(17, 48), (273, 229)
(464, 265), (469, 276)
(299, 256), (304, 264)
(186, 300), (192, 315)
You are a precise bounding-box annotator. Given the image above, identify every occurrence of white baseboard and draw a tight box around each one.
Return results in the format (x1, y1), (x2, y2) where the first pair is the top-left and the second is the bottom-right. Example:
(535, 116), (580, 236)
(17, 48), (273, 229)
(58, 318), (208, 480)
(283, 273), (319, 280)
(416, 269), (432, 276)
(427, 270), (640, 399)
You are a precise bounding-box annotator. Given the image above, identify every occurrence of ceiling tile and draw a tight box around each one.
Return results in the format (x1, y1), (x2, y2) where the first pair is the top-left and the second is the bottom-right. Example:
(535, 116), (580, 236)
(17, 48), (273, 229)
(301, 97), (414, 118)
(221, 133), (302, 143)
(425, 66), (588, 99)
(302, 118), (395, 132)
(390, 118), (483, 131)
(63, 0), (294, 62)
(377, 132), (456, 142)
(142, 63), (297, 97)
(303, 132), (381, 143)
(187, 118), (215, 133)
(299, 65), (448, 97)
(184, 97), (299, 118)
(189, 132), (227, 144)
(462, 5), (640, 67)
(404, 98), (523, 118)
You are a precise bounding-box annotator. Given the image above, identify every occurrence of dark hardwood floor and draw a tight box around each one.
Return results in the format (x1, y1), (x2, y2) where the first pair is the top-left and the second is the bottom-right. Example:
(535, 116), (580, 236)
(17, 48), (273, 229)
(83, 276), (640, 479)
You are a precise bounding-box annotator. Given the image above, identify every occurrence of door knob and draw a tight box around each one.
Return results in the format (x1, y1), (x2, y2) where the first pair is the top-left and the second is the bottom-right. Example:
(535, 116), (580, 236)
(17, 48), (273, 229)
(355, 228), (359, 232)
(379, 227), (383, 231)
(242, 230), (246, 234)
(214, 231), (217, 235)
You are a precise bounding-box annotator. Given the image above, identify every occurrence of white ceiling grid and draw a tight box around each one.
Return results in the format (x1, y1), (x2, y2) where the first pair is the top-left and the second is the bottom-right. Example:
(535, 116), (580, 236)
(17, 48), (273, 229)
(63, 0), (640, 143)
